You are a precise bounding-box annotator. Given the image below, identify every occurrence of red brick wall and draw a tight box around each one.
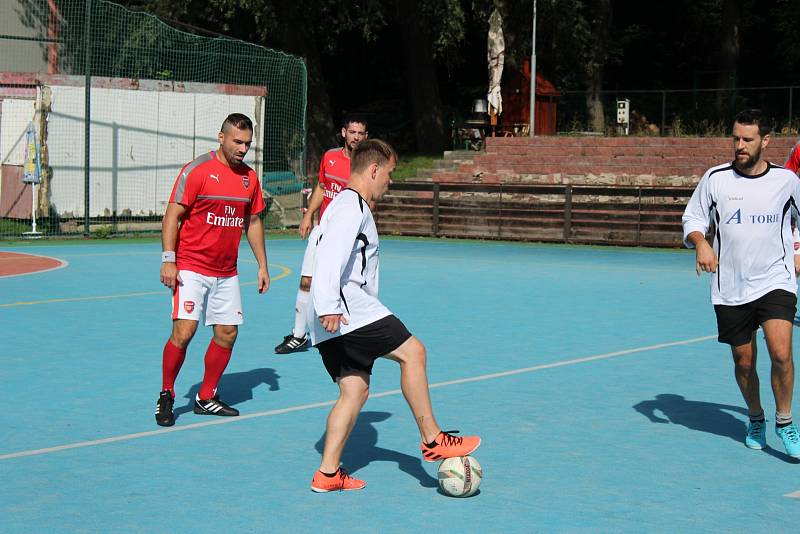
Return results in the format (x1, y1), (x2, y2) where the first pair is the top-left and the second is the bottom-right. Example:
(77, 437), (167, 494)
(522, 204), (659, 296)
(431, 136), (800, 186)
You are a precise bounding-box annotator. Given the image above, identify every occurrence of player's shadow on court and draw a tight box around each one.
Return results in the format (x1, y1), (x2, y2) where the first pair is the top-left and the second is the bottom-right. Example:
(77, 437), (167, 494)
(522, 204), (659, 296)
(634, 393), (800, 463)
(314, 411), (439, 488)
(174, 368), (281, 420)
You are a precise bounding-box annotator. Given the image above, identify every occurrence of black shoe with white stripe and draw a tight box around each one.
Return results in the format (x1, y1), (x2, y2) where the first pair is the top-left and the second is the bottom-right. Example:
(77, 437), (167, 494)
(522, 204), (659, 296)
(193, 394), (239, 417)
(155, 390), (175, 427)
(274, 333), (309, 354)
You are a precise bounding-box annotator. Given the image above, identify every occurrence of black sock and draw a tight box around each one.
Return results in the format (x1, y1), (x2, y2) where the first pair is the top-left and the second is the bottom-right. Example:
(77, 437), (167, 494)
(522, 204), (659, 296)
(749, 411), (765, 423)
(777, 421), (793, 429)
(319, 470), (338, 477)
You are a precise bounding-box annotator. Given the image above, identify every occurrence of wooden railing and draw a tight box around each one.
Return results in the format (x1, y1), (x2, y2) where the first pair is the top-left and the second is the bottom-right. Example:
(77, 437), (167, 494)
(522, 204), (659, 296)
(375, 182), (696, 248)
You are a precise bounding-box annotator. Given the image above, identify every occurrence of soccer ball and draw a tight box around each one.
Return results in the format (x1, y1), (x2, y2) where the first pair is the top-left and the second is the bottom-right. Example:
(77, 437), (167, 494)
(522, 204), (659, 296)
(437, 455), (483, 497)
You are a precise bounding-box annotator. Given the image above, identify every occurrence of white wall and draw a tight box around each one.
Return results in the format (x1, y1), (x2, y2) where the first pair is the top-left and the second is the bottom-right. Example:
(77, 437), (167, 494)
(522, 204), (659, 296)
(0, 97), (37, 166)
(46, 85), (264, 217)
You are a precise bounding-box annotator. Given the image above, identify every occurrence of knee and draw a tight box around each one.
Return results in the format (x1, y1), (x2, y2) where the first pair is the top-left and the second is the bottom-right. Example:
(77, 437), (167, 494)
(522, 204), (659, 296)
(214, 326), (238, 347)
(406, 338), (427, 367)
(300, 276), (312, 292)
(341, 382), (370, 406)
(734, 356), (755, 374)
(170, 323), (196, 348)
(772, 351), (794, 368)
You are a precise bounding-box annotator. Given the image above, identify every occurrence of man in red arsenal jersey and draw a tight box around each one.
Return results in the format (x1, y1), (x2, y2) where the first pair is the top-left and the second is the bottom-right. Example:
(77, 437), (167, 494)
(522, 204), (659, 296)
(155, 113), (270, 427)
(785, 141), (800, 274)
(786, 140), (800, 176)
(273, 116), (368, 354)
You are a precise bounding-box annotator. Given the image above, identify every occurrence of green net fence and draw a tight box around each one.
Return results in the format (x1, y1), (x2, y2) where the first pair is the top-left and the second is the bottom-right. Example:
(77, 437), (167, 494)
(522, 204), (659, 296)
(0, 0), (307, 238)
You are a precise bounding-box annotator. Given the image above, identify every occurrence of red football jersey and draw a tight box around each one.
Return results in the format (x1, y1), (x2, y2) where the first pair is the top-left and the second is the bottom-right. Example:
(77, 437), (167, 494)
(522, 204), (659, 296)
(318, 147), (351, 220)
(169, 151), (265, 277)
(786, 140), (800, 175)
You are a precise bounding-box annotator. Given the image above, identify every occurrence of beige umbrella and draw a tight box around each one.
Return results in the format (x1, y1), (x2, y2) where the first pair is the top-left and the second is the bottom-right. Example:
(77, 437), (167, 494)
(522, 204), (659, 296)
(487, 8), (505, 132)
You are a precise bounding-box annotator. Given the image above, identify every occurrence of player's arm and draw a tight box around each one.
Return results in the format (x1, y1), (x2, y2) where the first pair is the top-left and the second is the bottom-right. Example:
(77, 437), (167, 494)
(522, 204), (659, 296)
(160, 202), (187, 291)
(299, 181), (325, 238)
(682, 174), (718, 275)
(245, 213), (270, 294)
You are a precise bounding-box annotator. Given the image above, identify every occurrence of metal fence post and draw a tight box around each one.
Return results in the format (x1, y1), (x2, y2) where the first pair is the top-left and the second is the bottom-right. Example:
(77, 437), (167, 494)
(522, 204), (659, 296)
(83, 0), (92, 236)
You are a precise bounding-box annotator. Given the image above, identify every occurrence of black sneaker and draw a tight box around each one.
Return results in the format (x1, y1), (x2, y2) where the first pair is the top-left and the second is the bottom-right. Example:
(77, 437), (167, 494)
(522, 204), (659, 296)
(155, 390), (175, 427)
(193, 394), (239, 416)
(274, 333), (309, 354)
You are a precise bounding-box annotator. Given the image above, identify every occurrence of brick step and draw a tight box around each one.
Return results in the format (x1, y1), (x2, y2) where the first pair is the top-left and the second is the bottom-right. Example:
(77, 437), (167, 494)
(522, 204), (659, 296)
(484, 136), (798, 149)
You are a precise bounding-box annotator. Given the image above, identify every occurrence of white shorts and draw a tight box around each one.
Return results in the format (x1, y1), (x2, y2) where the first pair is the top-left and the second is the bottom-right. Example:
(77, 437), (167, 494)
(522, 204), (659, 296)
(301, 225), (322, 278)
(171, 270), (243, 326)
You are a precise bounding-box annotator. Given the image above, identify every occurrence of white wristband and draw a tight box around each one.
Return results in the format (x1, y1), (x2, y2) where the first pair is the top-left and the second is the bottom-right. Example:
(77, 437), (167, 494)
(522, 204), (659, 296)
(162, 251), (176, 263)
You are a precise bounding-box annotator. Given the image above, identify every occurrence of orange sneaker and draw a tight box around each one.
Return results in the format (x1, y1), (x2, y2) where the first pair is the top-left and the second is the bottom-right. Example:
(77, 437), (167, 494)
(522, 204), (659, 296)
(421, 430), (481, 462)
(310, 468), (366, 493)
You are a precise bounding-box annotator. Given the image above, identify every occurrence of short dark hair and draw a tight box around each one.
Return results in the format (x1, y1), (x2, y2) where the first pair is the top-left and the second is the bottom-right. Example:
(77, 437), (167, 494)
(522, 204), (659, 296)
(734, 109), (772, 137)
(221, 113), (253, 133)
(342, 114), (368, 131)
(351, 139), (396, 174)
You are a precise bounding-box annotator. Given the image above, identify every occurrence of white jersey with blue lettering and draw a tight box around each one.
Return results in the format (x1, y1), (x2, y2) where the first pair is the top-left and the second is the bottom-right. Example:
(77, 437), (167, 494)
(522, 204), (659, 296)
(682, 161), (800, 305)
(310, 188), (391, 345)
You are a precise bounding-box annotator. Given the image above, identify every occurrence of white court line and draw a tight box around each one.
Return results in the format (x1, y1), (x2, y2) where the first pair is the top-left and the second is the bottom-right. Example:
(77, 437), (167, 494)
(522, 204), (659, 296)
(0, 334), (716, 461)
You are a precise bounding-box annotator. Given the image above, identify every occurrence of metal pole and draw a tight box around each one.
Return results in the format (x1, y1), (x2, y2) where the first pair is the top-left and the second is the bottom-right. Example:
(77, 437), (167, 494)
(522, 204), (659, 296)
(528, 0), (537, 136)
(83, 0), (92, 236)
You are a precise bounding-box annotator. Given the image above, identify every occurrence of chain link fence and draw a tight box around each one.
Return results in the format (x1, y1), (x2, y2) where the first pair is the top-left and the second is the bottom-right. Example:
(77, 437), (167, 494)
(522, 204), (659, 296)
(0, 0), (307, 239)
(555, 86), (799, 136)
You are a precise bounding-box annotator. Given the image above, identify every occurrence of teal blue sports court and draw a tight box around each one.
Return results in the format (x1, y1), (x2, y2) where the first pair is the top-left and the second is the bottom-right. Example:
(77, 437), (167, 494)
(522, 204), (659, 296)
(2, 237), (800, 532)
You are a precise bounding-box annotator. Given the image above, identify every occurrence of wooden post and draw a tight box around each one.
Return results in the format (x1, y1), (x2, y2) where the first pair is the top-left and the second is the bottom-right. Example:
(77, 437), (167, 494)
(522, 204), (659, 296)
(432, 182), (440, 237)
(563, 184), (572, 243)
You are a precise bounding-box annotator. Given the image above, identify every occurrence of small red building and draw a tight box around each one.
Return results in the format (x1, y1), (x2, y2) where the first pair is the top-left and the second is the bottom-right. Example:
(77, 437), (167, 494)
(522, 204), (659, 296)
(501, 60), (560, 135)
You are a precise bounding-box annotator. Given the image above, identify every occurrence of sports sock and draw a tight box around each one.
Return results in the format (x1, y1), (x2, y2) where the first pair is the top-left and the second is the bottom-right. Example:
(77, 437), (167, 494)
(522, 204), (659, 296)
(425, 431), (443, 448)
(749, 410), (765, 422)
(162, 340), (187, 396)
(292, 289), (311, 338)
(198, 340), (233, 400)
(319, 470), (338, 477)
(776, 411), (793, 428)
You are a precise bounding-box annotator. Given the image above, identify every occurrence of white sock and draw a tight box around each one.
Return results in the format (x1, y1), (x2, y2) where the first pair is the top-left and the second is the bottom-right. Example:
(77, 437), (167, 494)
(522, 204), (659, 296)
(292, 289), (311, 338)
(776, 411), (793, 426)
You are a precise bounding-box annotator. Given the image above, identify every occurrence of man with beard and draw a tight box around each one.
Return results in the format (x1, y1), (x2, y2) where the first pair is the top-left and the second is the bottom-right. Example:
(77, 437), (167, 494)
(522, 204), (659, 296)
(683, 109), (800, 458)
(273, 116), (368, 354)
(156, 113), (270, 426)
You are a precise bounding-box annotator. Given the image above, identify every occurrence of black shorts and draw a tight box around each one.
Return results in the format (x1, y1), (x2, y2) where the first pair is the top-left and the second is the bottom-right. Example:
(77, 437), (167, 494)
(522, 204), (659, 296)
(316, 315), (412, 382)
(714, 289), (797, 346)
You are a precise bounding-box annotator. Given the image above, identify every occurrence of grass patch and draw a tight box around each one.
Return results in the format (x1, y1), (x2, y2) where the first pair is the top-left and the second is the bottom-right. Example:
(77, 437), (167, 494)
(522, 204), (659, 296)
(393, 154), (442, 181)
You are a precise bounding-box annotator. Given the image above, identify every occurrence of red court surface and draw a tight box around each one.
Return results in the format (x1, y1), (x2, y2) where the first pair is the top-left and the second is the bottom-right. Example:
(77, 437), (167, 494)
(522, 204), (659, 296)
(0, 251), (67, 277)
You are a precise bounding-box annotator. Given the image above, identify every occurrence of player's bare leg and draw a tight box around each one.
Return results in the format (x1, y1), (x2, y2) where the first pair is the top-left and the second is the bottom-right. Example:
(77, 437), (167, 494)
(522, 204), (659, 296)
(762, 319), (795, 414)
(731, 334), (762, 415)
(312, 372), (369, 492)
(384, 336), (441, 442)
(318, 372), (369, 472)
(385, 336), (481, 461)
(763, 318), (800, 456)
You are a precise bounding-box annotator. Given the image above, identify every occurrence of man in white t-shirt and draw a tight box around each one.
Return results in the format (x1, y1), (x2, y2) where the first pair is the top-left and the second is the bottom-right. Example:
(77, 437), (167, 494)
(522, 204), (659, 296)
(307, 139), (481, 492)
(683, 109), (800, 458)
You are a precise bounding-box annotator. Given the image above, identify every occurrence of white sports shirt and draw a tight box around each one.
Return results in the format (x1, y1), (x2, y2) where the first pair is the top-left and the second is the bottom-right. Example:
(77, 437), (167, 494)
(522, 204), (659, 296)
(310, 188), (391, 345)
(682, 162), (800, 305)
